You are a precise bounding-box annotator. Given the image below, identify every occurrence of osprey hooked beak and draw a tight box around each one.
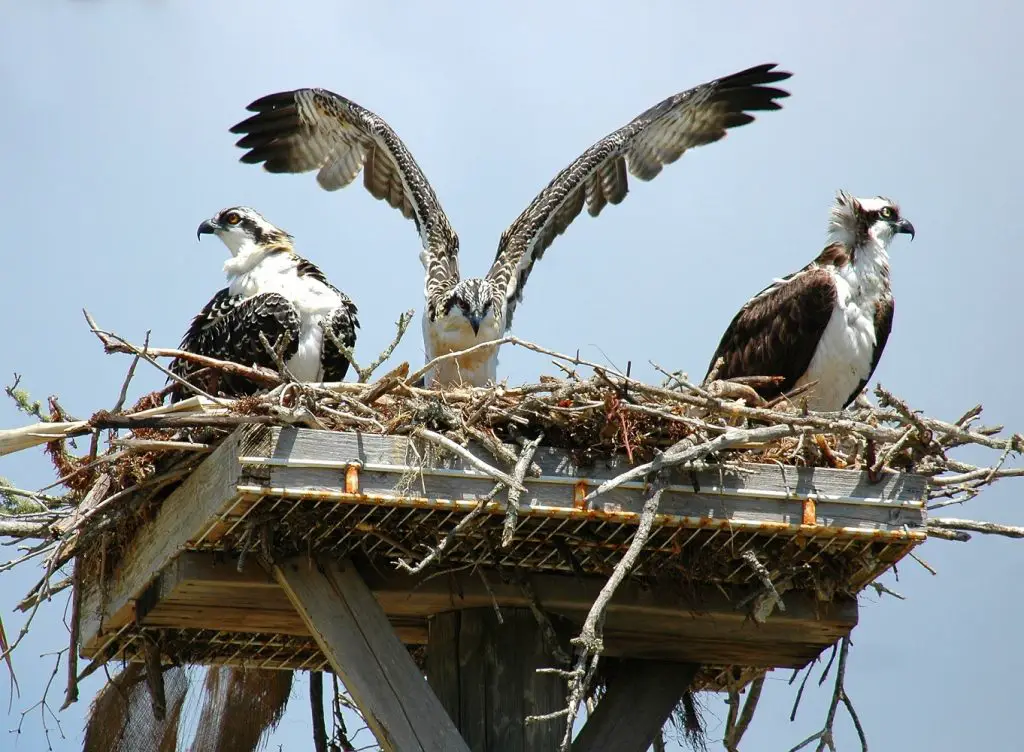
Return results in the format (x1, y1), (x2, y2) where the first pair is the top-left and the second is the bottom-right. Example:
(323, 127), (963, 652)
(196, 219), (218, 240)
(893, 218), (915, 240)
(467, 313), (483, 336)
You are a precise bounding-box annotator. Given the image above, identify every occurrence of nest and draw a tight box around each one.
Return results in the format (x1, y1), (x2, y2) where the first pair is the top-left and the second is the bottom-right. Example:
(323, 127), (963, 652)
(2, 327), (1023, 752)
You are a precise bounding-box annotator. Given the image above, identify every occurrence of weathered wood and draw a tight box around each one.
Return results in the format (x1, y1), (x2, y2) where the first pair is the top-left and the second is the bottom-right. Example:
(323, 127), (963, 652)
(426, 612), (461, 728)
(427, 609), (565, 752)
(234, 428), (927, 539)
(310, 671), (328, 752)
(260, 427), (927, 503)
(571, 659), (699, 752)
(120, 552), (858, 670)
(79, 426), (269, 649)
(273, 557), (470, 752)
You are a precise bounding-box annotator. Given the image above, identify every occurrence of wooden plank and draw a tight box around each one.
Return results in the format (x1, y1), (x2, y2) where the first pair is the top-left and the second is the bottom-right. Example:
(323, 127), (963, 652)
(456, 611), (487, 749)
(426, 612), (460, 728)
(427, 609), (565, 752)
(265, 466), (923, 533)
(246, 428), (927, 532)
(572, 659), (699, 752)
(273, 557), (470, 752)
(79, 426), (271, 651)
(260, 427), (928, 503)
(131, 552), (857, 669)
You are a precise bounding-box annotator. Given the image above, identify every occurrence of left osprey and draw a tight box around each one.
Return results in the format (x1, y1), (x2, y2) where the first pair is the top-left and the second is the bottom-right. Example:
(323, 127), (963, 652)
(168, 207), (360, 402)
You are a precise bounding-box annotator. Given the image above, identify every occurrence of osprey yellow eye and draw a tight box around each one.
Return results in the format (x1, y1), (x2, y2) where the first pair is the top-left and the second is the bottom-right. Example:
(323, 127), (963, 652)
(224, 212), (242, 225)
(879, 206), (895, 220)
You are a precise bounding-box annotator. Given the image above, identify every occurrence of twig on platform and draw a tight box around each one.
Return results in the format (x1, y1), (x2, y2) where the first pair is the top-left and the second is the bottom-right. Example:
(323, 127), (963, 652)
(586, 423), (802, 502)
(501, 435), (543, 548)
(395, 483), (503, 575)
(413, 428), (524, 492)
(541, 477), (669, 751)
(84, 309), (234, 403)
(326, 309), (414, 384)
(928, 517), (1024, 539)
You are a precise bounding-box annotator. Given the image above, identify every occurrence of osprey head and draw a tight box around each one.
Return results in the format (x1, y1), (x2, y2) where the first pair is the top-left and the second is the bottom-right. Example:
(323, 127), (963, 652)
(828, 191), (915, 250)
(197, 206), (293, 256)
(443, 278), (496, 336)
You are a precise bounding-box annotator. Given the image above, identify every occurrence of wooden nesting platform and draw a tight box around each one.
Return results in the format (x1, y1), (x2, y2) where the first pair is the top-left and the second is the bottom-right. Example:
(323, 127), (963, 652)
(79, 424), (928, 694)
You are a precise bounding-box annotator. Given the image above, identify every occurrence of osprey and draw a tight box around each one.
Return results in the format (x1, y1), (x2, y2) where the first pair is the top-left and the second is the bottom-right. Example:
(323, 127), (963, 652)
(705, 191), (915, 411)
(229, 63), (792, 387)
(169, 207), (359, 401)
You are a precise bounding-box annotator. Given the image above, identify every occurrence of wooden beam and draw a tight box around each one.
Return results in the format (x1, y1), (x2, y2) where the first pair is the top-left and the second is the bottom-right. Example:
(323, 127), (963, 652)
(427, 609), (565, 752)
(79, 426), (270, 649)
(273, 557), (470, 752)
(119, 552), (857, 670)
(571, 659), (699, 752)
(253, 427), (928, 532)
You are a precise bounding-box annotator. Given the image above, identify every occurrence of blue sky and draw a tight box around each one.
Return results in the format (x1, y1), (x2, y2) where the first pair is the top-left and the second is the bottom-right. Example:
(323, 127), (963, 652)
(2, 1), (1023, 750)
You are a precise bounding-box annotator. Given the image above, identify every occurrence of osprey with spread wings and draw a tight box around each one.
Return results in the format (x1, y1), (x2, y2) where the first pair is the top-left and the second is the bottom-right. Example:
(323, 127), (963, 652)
(230, 64), (792, 387)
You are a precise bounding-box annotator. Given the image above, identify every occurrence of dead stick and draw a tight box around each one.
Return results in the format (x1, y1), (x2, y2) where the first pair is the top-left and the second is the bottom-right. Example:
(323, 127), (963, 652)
(501, 435), (543, 548)
(413, 428), (525, 492)
(928, 517), (1024, 539)
(59, 560), (81, 710)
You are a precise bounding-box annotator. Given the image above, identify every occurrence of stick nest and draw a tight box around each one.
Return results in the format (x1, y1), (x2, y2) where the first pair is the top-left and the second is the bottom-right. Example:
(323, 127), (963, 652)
(2, 323), (1023, 752)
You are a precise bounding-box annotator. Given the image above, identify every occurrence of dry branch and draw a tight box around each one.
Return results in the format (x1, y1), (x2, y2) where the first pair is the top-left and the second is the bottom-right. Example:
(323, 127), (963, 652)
(85, 309), (280, 388)
(534, 477), (670, 751)
(788, 637), (864, 752)
(928, 517), (1024, 539)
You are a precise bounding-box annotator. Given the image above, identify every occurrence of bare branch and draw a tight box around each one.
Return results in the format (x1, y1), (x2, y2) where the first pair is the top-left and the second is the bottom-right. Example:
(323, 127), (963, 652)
(412, 428), (525, 492)
(928, 517), (1024, 539)
(326, 309), (415, 384)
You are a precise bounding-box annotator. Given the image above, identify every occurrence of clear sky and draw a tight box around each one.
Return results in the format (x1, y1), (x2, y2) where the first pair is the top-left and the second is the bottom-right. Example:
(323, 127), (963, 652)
(2, 1), (1023, 750)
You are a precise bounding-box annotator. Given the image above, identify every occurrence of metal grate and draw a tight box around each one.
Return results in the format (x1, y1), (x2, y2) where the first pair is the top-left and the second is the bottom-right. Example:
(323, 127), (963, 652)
(194, 488), (920, 596)
(94, 623), (760, 693)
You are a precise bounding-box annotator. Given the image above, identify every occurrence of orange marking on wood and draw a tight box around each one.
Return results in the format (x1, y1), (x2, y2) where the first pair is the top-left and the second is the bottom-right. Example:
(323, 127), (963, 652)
(573, 480), (588, 510)
(801, 497), (817, 526)
(345, 465), (360, 494)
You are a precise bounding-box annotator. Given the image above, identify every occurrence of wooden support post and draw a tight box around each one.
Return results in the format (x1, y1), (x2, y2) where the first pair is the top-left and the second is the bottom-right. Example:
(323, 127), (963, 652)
(427, 609), (566, 752)
(571, 659), (699, 752)
(273, 557), (470, 752)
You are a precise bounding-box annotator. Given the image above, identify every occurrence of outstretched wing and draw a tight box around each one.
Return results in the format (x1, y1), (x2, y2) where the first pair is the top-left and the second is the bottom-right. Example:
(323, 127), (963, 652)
(704, 267), (836, 401)
(169, 291), (300, 401)
(230, 89), (461, 303)
(487, 63), (792, 327)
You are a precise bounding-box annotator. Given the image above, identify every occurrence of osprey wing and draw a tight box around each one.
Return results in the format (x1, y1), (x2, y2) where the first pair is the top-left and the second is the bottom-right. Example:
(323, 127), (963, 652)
(321, 297), (361, 383)
(231, 89), (461, 302)
(169, 290), (300, 401)
(705, 266), (837, 401)
(488, 63), (792, 327)
(846, 294), (894, 407)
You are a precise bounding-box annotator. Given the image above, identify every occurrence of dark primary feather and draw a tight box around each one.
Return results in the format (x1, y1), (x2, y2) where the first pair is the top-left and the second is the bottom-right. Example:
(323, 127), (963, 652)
(848, 296), (894, 406)
(294, 256), (361, 381)
(230, 90), (461, 305)
(169, 291), (300, 401)
(490, 63), (793, 326)
(705, 267), (837, 402)
(321, 301), (360, 382)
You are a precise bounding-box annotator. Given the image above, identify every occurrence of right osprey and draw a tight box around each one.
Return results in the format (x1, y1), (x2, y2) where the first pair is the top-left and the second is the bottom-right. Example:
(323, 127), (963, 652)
(705, 191), (915, 411)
